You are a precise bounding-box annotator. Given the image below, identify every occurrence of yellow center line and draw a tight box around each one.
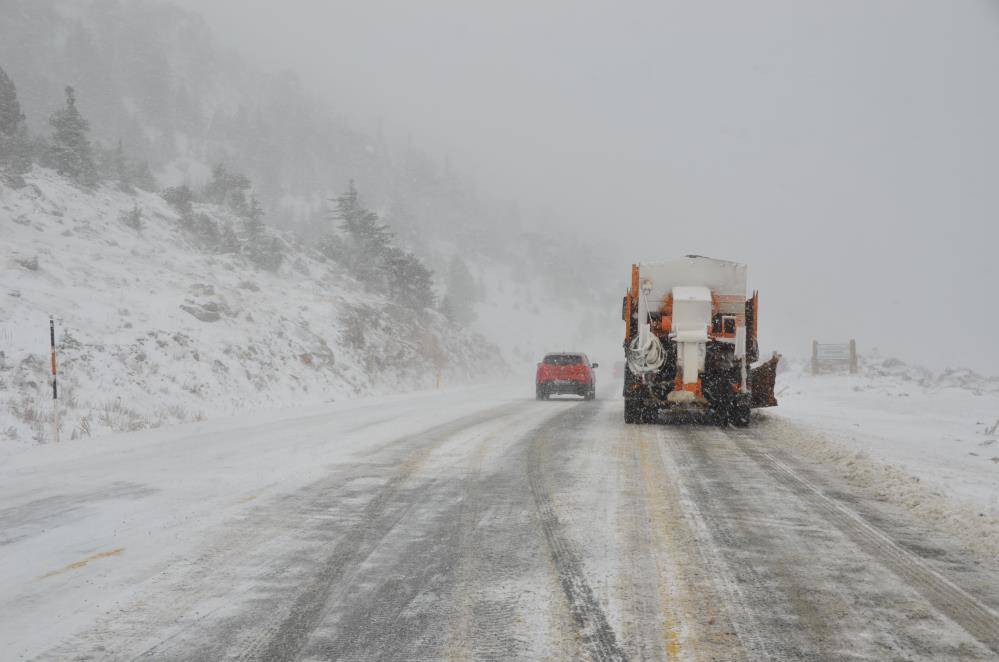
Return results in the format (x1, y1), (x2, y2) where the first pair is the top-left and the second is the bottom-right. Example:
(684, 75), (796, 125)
(636, 427), (684, 660)
(40, 547), (125, 579)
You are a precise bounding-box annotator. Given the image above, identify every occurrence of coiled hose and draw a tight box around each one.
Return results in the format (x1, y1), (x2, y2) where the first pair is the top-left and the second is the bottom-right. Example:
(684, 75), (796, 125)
(627, 330), (666, 374)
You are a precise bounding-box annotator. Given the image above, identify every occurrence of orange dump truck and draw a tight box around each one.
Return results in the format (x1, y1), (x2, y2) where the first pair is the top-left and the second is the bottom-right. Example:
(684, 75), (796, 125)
(621, 256), (779, 425)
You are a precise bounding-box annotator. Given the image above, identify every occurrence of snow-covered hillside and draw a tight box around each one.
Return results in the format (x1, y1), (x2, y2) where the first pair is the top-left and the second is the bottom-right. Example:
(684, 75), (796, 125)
(772, 353), (999, 557)
(0, 169), (506, 444)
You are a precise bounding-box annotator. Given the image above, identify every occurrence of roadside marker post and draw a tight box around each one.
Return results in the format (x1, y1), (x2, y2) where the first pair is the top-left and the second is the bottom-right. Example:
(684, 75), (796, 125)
(50, 316), (59, 444)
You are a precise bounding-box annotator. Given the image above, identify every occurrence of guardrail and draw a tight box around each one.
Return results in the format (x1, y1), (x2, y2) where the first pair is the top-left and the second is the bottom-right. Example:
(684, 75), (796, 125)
(811, 339), (858, 374)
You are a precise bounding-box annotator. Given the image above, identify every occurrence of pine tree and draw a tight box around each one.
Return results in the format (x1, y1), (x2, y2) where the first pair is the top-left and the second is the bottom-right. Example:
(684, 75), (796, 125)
(0, 66), (31, 180)
(244, 195), (265, 237)
(442, 255), (479, 325)
(49, 86), (97, 187)
(94, 140), (156, 192)
(97, 140), (133, 192)
(112, 140), (132, 192)
(242, 195), (282, 271)
(194, 213), (221, 248)
(332, 181), (393, 286)
(203, 163), (251, 212)
(161, 184), (194, 217)
(130, 160), (157, 192)
(7, 124), (33, 176)
(0, 66), (25, 137)
(386, 247), (435, 310)
(219, 222), (240, 253)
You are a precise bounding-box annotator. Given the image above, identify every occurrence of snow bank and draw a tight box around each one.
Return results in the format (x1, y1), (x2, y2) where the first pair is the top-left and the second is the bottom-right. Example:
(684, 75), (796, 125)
(0, 168), (505, 444)
(772, 354), (999, 559)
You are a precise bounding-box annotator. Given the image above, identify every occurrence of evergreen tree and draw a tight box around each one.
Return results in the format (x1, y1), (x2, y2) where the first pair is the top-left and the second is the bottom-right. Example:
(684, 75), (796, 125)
(332, 180), (393, 286)
(49, 86), (97, 187)
(244, 194), (265, 236)
(94, 140), (156, 192)
(219, 222), (240, 253)
(0, 66), (25, 137)
(203, 163), (250, 213)
(203, 163), (230, 204)
(130, 160), (157, 192)
(194, 212), (221, 248)
(441, 255), (479, 325)
(0, 66), (31, 180)
(318, 233), (347, 263)
(7, 124), (33, 176)
(111, 140), (132, 192)
(97, 140), (133, 192)
(385, 247), (435, 310)
(241, 195), (283, 271)
(161, 184), (194, 217)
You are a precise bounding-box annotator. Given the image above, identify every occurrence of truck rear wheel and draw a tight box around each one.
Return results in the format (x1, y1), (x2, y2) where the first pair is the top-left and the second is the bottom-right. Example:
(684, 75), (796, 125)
(729, 404), (751, 427)
(624, 398), (643, 423)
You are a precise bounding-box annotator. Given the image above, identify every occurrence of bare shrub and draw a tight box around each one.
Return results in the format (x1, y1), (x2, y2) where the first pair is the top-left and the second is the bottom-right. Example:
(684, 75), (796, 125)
(9, 394), (41, 424)
(97, 399), (147, 432)
(14, 254), (38, 271)
(76, 415), (92, 439)
(59, 384), (80, 409)
(339, 304), (382, 352)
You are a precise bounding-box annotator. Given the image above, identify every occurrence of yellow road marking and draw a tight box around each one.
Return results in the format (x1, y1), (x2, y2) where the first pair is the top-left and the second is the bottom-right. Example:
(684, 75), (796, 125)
(636, 428), (684, 660)
(40, 547), (125, 579)
(639, 429), (750, 662)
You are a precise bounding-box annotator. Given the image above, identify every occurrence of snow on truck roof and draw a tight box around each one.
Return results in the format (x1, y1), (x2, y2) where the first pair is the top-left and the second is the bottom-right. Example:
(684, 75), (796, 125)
(637, 256), (747, 299)
(637, 255), (746, 269)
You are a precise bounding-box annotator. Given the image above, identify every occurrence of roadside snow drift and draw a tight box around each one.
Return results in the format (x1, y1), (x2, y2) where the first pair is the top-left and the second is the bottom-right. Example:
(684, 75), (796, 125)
(774, 353), (999, 558)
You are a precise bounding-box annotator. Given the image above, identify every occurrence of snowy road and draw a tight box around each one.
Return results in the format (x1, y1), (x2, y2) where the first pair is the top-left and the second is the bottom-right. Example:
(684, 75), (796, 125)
(3, 386), (999, 660)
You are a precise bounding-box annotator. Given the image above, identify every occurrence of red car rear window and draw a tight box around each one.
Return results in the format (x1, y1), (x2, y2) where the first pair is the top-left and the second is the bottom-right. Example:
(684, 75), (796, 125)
(543, 354), (584, 366)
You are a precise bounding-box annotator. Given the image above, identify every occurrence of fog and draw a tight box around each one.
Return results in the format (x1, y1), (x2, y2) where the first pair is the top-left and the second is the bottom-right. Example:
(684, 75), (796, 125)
(179, 0), (999, 373)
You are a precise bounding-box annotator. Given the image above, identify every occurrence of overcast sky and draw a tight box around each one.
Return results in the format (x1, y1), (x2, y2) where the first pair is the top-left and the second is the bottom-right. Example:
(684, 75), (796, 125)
(177, 0), (999, 373)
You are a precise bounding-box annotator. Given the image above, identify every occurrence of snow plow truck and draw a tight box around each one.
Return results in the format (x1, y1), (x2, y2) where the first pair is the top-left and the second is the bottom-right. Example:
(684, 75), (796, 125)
(621, 256), (779, 425)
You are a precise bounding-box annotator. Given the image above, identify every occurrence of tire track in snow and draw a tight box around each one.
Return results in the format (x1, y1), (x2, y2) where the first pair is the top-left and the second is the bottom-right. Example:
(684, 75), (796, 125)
(634, 425), (747, 661)
(726, 427), (999, 656)
(38, 412), (417, 662)
(239, 400), (527, 662)
(655, 426), (788, 661)
(55, 401), (523, 662)
(525, 404), (628, 662)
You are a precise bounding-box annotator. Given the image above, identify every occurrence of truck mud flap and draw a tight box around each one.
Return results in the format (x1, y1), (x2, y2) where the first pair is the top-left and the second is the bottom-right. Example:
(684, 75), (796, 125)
(750, 353), (780, 408)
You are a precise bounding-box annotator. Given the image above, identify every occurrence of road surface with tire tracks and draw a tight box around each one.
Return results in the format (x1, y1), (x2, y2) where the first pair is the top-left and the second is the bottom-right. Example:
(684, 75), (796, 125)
(4, 385), (999, 660)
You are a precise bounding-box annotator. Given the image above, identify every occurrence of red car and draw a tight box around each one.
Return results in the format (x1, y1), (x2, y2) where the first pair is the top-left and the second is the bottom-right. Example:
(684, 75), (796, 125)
(536, 353), (598, 400)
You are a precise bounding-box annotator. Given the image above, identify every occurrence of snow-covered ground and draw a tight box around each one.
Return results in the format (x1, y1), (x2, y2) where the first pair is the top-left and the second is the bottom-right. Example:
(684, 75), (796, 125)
(0, 381), (534, 659)
(0, 169), (506, 444)
(5, 382), (998, 660)
(773, 353), (999, 557)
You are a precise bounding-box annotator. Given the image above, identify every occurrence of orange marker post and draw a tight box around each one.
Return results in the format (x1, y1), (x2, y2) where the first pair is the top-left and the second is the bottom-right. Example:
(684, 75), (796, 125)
(50, 316), (59, 444)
